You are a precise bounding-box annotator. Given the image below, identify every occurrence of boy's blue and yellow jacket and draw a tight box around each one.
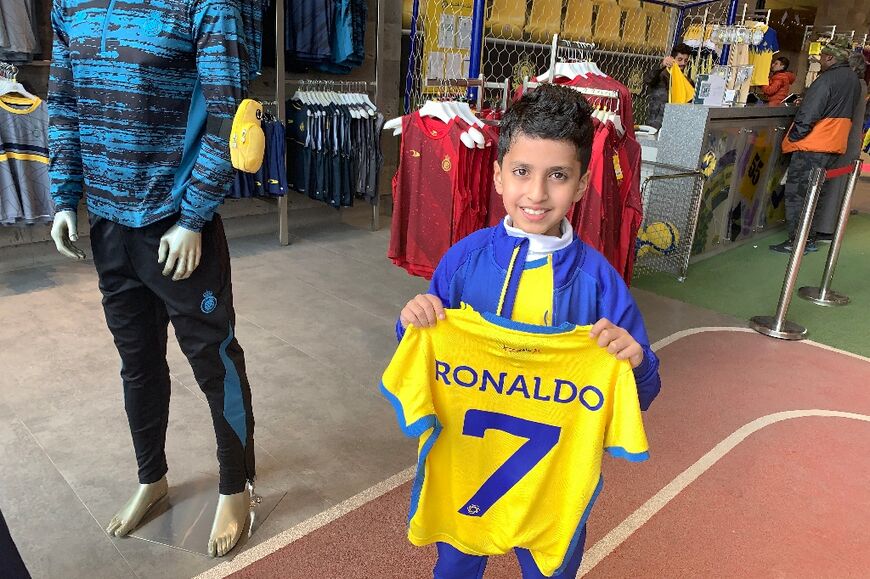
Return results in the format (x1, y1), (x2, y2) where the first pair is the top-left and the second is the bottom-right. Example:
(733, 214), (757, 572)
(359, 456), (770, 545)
(396, 223), (662, 410)
(48, 0), (265, 232)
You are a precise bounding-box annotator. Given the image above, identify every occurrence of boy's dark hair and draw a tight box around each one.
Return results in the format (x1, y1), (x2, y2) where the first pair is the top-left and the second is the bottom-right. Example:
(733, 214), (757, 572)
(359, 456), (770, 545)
(497, 83), (594, 171)
(671, 43), (693, 58)
(775, 56), (790, 70)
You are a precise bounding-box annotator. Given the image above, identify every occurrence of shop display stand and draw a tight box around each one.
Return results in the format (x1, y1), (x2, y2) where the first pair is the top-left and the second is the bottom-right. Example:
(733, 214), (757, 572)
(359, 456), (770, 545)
(128, 479), (285, 557)
(272, 1), (386, 245)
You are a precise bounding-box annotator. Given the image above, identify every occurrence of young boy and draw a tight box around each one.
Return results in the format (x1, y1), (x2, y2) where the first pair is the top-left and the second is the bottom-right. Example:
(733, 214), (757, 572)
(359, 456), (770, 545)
(395, 84), (661, 578)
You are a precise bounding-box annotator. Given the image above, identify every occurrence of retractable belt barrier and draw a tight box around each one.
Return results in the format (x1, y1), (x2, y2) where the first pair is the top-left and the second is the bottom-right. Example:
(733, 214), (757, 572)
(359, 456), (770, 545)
(750, 159), (863, 340)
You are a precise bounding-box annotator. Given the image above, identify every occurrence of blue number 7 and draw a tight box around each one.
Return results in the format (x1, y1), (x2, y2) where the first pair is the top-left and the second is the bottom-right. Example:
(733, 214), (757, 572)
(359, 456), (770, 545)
(458, 409), (561, 517)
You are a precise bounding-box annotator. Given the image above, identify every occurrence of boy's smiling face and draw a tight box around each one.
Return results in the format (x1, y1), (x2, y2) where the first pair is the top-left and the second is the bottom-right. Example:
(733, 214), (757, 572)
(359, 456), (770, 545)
(494, 132), (589, 237)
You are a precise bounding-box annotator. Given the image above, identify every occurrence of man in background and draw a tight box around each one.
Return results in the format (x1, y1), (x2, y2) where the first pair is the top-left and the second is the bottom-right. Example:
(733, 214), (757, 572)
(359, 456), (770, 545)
(813, 51), (868, 241)
(770, 39), (862, 254)
(644, 43), (694, 129)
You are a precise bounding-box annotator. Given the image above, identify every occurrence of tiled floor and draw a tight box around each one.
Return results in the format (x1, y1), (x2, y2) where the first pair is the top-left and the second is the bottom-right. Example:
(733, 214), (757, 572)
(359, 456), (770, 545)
(0, 207), (739, 579)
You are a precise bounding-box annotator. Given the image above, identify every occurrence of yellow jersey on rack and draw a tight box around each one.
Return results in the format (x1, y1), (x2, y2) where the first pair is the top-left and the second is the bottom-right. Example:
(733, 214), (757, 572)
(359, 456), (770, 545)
(380, 304), (649, 576)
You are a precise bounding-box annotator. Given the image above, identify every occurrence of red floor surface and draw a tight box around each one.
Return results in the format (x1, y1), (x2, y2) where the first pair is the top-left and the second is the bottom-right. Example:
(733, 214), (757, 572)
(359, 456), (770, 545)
(230, 330), (870, 578)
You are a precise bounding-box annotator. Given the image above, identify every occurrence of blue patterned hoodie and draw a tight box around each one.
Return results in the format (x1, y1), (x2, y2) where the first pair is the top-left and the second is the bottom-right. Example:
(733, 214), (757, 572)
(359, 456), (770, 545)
(48, 0), (254, 232)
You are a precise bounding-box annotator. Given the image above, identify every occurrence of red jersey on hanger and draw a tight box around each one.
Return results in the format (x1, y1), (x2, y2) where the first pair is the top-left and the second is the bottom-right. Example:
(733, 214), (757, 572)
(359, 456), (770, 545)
(389, 112), (466, 279)
(615, 134), (643, 284)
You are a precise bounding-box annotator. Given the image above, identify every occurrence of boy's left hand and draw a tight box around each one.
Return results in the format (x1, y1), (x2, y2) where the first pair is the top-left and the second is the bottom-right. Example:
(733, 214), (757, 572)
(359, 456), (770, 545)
(590, 318), (644, 368)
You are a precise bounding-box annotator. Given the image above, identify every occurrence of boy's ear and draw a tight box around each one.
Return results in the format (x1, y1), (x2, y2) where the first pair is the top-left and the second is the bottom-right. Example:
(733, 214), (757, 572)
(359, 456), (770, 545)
(493, 160), (503, 196)
(574, 170), (590, 203)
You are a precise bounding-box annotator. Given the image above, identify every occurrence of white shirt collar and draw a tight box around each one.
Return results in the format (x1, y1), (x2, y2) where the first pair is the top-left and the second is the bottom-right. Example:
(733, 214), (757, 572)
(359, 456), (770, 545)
(503, 216), (574, 261)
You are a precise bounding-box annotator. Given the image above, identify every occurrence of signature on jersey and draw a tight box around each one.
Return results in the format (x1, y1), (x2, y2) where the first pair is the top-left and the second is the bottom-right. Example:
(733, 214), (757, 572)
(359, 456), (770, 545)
(500, 344), (540, 354)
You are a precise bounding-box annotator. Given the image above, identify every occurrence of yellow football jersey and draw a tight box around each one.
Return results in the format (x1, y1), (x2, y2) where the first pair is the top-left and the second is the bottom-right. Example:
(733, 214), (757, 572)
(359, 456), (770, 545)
(381, 304), (649, 576)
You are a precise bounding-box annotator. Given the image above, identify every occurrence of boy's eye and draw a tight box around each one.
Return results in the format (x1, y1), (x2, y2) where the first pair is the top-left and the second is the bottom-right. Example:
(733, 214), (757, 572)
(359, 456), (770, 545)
(513, 168), (528, 177)
(551, 172), (567, 180)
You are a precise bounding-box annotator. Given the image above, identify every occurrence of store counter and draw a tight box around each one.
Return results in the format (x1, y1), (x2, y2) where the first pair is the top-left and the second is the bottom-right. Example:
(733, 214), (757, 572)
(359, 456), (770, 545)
(649, 103), (797, 260)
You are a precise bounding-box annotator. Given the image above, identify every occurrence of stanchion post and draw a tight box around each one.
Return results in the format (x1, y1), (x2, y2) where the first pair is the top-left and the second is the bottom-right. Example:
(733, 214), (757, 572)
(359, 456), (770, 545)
(798, 159), (862, 306)
(750, 167), (825, 340)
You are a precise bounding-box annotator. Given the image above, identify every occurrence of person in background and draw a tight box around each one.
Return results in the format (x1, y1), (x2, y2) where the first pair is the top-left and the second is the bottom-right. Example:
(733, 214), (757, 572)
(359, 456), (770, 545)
(770, 39), (862, 254)
(761, 57), (796, 105)
(814, 51), (868, 241)
(644, 43), (694, 129)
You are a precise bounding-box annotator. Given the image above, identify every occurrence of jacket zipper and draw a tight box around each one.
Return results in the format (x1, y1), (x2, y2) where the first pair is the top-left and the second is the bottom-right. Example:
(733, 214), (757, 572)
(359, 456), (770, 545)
(101, 0), (118, 53)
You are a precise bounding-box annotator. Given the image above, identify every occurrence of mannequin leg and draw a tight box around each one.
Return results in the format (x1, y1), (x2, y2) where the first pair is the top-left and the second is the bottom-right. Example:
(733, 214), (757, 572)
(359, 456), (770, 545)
(90, 216), (173, 537)
(128, 215), (256, 556)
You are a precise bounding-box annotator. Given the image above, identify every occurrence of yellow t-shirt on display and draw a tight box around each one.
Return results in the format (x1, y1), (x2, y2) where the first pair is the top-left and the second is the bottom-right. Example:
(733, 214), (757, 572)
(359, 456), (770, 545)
(381, 304), (649, 576)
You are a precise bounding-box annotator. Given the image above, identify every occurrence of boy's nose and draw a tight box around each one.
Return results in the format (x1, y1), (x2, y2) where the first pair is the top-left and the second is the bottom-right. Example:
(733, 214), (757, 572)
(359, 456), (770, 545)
(526, 179), (548, 203)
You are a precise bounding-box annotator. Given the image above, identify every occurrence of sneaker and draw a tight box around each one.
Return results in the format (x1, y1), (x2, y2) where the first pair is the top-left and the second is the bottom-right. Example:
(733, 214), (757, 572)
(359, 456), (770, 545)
(769, 239), (818, 254)
(816, 232), (834, 244)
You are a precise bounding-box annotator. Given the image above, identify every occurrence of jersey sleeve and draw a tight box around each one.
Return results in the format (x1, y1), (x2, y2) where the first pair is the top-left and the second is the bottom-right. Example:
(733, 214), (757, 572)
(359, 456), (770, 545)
(48, 0), (84, 213)
(596, 261), (661, 410)
(178, 0), (249, 232)
(381, 326), (437, 437)
(604, 368), (649, 462)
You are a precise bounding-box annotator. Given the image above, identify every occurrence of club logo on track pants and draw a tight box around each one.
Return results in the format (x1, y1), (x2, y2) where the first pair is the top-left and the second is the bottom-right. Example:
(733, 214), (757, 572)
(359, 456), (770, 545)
(201, 291), (217, 314)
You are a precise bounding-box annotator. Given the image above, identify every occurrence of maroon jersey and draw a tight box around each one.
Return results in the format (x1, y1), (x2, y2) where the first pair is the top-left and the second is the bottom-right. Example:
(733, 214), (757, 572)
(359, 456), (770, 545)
(615, 134), (643, 284)
(389, 112), (465, 278)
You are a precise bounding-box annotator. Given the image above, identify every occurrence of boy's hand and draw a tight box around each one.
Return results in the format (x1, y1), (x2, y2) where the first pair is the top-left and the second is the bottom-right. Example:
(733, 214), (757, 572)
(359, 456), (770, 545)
(400, 294), (446, 329)
(590, 318), (644, 368)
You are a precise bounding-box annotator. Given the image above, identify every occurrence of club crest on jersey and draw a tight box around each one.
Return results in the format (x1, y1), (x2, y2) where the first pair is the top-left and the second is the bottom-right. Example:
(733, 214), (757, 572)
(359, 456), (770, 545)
(200, 291), (217, 314)
(409, 149), (421, 158)
(441, 155), (452, 172)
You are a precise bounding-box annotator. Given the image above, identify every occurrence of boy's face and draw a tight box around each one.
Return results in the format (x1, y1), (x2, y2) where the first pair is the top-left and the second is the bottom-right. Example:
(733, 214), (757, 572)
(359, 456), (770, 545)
(771, 60), (784, 73)
(494, 133), (589, 237)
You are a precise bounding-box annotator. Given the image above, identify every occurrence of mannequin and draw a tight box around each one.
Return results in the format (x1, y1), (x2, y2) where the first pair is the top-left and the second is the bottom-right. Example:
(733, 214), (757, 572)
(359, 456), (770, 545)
(47, 1), (260, 557)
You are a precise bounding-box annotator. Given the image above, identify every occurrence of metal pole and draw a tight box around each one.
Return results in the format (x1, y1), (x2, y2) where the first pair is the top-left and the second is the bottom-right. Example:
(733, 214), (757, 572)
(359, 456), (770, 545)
(372, 0), (384, 232)
(750, 167), (825, 340)
(467, 0), (486, 103)
(404, 0), (421, 113)
(798, 159), (862, 306)
(673, 8), (685, 47)
(720, 0), (739, 65)
(276, 0), (289, 246)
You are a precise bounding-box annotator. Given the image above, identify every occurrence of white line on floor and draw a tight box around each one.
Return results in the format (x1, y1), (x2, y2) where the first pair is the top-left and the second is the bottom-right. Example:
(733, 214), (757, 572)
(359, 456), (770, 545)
(577, 409), (870, 577)
(193, 467), (415, 579)
(194, 327), (870, 578)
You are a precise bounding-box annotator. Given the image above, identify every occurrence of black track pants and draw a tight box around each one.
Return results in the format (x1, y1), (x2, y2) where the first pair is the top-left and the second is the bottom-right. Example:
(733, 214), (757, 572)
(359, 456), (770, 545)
(90, 214), (255, 495)
(783, 151), (839, 237)
(0, 509), (30, 579)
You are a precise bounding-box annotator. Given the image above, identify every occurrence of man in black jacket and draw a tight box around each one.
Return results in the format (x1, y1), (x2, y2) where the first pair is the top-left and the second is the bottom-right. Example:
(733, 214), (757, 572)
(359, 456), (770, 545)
(770, 39), (863, 253)
(644, 43), (694, 129)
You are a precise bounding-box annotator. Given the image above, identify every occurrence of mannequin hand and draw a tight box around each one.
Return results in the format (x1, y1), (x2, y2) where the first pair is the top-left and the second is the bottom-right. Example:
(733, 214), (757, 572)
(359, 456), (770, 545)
(158, 225), (202, 281)
(662, 56), (675, 69)
(50, 210), (86, 260)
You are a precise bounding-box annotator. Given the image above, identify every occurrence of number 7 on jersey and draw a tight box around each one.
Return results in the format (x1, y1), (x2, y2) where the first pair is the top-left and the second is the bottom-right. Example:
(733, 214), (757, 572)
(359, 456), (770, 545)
(459, 409), (561, 517)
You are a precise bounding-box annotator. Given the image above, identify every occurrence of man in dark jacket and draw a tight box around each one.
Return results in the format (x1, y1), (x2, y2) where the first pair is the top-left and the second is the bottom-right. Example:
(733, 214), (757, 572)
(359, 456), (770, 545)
(644, 43), (694, 129)
(815, 52), (868, 241)
(770, 40), (863, 253)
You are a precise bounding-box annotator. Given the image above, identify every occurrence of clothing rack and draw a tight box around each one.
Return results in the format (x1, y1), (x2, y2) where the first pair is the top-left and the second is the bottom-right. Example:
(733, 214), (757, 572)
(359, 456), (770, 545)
(0, 62), (19, 80)
(529, 34), (620, 107)
(424, 76), (511, 112)
(272, 2), (385, 244)
(546, 34), (597, 83)
(740, 7), (771, 27)
(522, 78), (620, 109)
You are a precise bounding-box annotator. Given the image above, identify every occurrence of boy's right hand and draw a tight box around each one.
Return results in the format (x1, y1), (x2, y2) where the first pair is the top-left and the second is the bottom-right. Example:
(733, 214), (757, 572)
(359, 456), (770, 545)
(662, 56), (675, 69)
(400, 294), (446, 329)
